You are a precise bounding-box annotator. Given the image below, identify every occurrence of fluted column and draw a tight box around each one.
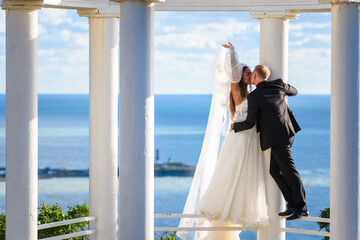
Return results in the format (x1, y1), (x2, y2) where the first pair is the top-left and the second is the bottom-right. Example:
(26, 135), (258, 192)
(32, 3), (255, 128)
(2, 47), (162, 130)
(1, 1), (42, 239)
(251, 11), (298, 240)
(78, 9), (119, 240)
(321, 0), (360, 239)
(111, 0), (161, 238)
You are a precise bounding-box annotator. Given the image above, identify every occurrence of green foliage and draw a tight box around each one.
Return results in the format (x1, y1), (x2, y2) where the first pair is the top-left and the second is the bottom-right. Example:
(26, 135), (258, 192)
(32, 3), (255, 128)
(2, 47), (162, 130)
(0, 202), (89, 240)
(0, 213), (5, 240)
(38, 202), (89, 240)
(155, 232), (180, 240)
(0, 204), (180, 240)
(317, 207), (330, 240)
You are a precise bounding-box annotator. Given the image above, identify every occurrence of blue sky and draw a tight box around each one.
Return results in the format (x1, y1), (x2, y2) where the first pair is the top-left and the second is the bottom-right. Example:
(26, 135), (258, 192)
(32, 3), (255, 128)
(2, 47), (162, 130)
(0, 8), (331, 94)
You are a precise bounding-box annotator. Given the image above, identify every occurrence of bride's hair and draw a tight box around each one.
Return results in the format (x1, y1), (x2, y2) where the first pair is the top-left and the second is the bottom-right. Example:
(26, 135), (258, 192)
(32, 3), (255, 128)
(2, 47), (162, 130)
(230, 66), (250, 118)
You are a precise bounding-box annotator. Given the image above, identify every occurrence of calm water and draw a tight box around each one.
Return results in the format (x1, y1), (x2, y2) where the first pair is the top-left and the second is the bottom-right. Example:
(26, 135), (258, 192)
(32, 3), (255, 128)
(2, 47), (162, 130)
(0, 94), (330, 239)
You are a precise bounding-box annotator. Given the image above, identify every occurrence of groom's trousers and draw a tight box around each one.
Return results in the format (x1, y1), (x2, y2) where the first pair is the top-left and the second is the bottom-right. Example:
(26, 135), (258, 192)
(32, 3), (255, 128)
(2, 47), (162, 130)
(269, 136), (307, 211)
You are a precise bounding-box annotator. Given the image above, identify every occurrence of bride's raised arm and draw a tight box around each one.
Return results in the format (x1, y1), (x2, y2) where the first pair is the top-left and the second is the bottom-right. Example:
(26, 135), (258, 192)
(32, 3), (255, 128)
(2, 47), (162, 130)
(223, 42), (247, 103)
(222, 42), (244, 84)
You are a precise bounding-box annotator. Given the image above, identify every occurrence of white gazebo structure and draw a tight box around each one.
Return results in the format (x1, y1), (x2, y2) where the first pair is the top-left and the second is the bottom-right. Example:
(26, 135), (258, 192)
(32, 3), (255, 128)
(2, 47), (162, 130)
(0, 0), (358, 239)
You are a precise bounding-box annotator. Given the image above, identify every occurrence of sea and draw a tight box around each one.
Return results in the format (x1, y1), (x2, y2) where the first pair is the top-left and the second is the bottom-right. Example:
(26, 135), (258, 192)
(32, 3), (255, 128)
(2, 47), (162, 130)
(0, 94), (330, 240)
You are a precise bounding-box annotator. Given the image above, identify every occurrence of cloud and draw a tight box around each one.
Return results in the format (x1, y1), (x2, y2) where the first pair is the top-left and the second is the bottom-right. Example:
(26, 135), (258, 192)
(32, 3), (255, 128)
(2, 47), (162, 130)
(39, 8), (88, 30)
(38, 9), (88, 44)
(292, 31), (304, 37)
(314, 34), (331, 43)
(0, 11), (4, 33)
(155, 20), (259, 49)
(59, 29), (88, 47)
(39, 8), (72, 25)
(155, 50), (216, 94)
(290, 34), (330, 46)
(290, 22), (331, 31)
(60, 29), (71, 41)
(38, 47), (89, 93)
(289, 20), (331, 47)
(69, 20), (88, 29)
(154, 47), (259, 94)
(288, 48), (331, 94)
(290, 38), (311, 46)
(159, 25), (176, 33)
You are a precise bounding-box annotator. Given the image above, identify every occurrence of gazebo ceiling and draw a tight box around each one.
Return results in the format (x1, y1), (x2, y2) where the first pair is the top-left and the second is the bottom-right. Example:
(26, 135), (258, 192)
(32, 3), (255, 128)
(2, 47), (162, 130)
(1, 0), (331, 13)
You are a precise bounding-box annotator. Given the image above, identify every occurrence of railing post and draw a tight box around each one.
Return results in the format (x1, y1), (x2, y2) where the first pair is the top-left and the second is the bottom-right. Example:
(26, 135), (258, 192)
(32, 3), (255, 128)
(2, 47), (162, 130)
(78, 9), (119, 240)
(251, 11), (299, 240)
(1, 1), (43, 239)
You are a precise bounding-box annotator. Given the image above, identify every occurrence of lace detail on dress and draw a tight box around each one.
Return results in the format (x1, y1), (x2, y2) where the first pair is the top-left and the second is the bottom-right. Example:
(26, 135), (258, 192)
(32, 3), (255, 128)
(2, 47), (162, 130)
(231, 100), (248, 123)
(225, 46), (248, 83)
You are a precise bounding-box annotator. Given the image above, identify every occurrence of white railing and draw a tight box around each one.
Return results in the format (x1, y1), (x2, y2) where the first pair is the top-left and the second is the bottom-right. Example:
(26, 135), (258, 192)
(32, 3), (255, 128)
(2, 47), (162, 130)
(35, 213), (330, 239)
(154, 214), (330, 237)
(37, 216), (96, 240)
(280, 216), (330, 237)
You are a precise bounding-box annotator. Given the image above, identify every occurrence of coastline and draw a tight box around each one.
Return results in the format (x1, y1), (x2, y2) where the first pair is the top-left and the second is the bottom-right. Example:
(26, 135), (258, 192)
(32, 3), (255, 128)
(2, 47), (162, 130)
(0, 163), (196, 181)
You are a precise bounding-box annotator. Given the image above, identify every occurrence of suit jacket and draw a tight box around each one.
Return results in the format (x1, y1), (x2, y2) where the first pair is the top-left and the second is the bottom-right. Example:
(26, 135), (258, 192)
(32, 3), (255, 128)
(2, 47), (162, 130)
(233, 79), (301, 151)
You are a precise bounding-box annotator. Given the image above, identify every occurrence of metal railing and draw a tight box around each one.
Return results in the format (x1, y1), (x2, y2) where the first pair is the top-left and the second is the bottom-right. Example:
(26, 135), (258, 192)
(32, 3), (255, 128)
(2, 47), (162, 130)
(37, 216), (96, 240)
(155, 214), (330, 237)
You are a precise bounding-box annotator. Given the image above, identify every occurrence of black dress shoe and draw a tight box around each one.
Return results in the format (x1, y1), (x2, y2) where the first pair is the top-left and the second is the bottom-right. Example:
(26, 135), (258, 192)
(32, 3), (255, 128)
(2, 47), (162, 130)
(278, 207), (295, 216)
(286, 210), (309, 220)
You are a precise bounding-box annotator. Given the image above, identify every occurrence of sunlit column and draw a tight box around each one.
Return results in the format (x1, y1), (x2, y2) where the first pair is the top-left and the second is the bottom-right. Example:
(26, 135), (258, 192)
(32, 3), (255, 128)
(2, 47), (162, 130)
(327, 1), (360, 239)
(2, 1), (42, 239)
(78, 9), (119, 240)
(111, 0), (161, 238)
(251, 11), (299, 240)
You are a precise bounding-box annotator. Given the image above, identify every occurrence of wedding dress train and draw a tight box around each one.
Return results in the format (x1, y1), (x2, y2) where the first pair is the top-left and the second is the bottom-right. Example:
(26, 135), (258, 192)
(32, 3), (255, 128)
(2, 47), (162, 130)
(195, 100), (269, 240)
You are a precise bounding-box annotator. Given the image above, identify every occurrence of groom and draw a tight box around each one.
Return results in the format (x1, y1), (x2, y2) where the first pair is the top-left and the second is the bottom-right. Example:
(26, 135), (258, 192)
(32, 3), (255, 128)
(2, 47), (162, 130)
(231, 65), (308, 220)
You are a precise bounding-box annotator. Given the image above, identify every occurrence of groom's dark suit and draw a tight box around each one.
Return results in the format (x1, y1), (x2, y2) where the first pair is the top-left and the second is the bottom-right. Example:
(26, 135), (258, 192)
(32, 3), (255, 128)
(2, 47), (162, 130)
(233, 79), (306, 212)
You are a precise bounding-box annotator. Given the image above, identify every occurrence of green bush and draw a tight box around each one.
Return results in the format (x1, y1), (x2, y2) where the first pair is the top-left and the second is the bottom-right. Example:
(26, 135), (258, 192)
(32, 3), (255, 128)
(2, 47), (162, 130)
(38, 202), (89, 239)
(0, 202), (89, 240)
(1, 204), (179, 240)
(0, 213), (5, 240)
(317, 207), (330, 240)
(155, 232), (180, 240)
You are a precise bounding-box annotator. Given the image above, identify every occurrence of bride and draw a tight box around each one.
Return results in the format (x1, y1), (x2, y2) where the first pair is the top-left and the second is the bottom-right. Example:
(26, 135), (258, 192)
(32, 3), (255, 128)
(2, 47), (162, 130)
(177, 43), (269, 240)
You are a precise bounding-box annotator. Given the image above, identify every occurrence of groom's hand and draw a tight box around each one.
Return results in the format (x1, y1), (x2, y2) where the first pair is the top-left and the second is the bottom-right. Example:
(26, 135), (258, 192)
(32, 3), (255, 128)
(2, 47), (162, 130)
(229, 123), (234, 132)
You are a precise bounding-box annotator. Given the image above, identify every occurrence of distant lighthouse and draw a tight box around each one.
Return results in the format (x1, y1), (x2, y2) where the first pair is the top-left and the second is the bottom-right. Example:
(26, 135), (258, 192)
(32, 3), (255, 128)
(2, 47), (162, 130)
(156, 149), (161, 164)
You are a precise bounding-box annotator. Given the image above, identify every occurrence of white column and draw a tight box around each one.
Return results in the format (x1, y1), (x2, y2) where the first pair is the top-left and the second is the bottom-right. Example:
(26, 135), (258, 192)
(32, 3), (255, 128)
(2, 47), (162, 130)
(2, 1), (42, 239)
(251, 11), (298, 240)
(328, 1), (360, 239)
(111, 0), (159, 238)
(86, 15), (119, 240)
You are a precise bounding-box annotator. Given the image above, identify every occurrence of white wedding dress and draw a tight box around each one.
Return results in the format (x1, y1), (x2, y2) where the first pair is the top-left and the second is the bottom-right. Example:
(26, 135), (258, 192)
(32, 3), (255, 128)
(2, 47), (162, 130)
(195, 100), (269, 240)
(177, 47), (269, 240)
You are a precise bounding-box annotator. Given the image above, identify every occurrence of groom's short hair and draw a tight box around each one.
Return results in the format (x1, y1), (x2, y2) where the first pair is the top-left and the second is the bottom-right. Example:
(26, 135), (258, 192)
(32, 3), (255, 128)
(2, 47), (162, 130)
(254, 65), (271, 81)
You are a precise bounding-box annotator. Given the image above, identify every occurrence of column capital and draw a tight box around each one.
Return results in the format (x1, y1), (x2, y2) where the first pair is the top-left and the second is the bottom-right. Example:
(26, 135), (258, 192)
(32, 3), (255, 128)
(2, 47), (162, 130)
(77, 8), (119, 18)
(251, 11), (299, 20)
(1, 0), (43, 10)
(319, 0), (360, 3)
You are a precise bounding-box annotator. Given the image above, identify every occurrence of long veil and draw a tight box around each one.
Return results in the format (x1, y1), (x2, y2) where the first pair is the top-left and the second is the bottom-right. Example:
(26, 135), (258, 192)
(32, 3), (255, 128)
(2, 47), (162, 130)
(177, 47), (239, 240)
